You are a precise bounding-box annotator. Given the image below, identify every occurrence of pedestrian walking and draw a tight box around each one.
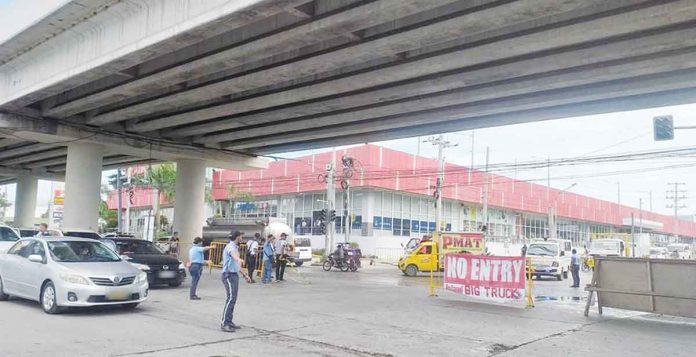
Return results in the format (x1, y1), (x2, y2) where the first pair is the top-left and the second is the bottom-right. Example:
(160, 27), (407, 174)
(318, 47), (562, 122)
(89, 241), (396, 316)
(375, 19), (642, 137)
(262, 235), (275, 284)
(221, 231), (251, 332)
(188, 237), (211, 300)
(275, 233), (289, 281)
(170, 232), (180, 257)
(245, 233), (260, 283)
(570, 248), (581, 288)
(35, 223), (50, 237)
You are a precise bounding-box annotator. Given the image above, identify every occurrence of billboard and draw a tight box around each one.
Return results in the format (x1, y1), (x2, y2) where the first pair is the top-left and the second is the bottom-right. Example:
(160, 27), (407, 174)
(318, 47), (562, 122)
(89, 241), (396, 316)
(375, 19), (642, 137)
(444, 254), (526, 304)
(434, 232), (486, 255)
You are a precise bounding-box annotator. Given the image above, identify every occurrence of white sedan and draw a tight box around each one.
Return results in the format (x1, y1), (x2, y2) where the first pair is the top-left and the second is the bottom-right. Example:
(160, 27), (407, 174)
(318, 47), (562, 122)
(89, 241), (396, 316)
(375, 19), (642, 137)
(0, 237), (148, 314)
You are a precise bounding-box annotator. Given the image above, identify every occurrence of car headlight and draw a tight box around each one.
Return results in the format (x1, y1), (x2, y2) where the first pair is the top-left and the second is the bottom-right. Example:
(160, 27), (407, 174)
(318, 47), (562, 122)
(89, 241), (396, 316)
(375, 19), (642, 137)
(136, 271), (148, 283)
(131, 263), (151, 272)
(551, 261), (559, 267)
(178, 262), (185, 270)
(60, 274), (90, 285)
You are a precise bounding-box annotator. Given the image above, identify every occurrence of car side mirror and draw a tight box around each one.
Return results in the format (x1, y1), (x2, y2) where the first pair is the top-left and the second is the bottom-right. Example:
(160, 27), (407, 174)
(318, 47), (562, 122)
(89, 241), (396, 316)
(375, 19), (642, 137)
(400, 243), (404, 247)
(28, 254), (44, 263)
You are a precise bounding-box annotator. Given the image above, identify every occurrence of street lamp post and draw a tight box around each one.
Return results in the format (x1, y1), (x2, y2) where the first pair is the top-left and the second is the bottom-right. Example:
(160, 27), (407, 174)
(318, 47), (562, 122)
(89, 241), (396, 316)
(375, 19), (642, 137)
(549, 183), (577, 240)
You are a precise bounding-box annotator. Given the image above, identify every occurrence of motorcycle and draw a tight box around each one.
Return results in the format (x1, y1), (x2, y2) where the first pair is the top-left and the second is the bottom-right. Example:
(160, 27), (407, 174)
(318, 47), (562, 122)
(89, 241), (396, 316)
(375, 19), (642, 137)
(322, 254), (350, 272)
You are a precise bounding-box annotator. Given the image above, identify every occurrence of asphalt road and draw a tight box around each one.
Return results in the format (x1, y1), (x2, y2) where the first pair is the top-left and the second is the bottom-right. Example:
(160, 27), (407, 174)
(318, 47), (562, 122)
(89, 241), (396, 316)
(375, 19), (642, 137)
(0, 264), (693, 356)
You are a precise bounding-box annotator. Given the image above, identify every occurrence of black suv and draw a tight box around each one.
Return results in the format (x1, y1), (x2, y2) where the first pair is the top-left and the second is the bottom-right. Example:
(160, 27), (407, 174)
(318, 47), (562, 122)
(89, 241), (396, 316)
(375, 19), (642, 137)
(103, 238), (186, 287)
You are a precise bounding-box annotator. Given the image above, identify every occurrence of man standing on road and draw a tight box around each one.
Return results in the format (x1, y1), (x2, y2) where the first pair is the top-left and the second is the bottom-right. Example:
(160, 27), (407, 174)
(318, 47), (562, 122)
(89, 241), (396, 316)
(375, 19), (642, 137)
(262, 235), (275, 284)
(188, 237), (211, 300)
(245, 233), (260, 284)
(570, 248), (581, 288)
(275, 233), (288, 281)
(35, 223), (50, 237)
(221, 231), (251, 332)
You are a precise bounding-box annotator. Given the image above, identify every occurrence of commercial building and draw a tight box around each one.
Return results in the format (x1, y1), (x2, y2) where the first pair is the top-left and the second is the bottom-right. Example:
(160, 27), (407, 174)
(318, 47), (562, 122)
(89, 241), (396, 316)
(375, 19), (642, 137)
(108, 145), (696, 255)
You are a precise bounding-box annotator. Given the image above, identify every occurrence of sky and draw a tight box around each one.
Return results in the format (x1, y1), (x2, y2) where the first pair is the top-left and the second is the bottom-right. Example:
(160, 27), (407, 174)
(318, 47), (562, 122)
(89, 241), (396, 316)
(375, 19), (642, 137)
(2, 1), (696, 220)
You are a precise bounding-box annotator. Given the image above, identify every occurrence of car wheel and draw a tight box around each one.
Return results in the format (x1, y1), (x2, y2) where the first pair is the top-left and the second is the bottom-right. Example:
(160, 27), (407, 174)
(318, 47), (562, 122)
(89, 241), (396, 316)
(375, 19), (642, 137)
(563, 269), (569, 279)
(405, 264), (419, 277)
(41, 282), (62, 314)
(0, 276), (9, 301)
(122, 303), (139, 309)
(534, 274), (540, 280)
(322, 261), (332, 271)
(556, 273), (563, 281)
(294, 261), (303, 267)
(168, 281), (183, 287)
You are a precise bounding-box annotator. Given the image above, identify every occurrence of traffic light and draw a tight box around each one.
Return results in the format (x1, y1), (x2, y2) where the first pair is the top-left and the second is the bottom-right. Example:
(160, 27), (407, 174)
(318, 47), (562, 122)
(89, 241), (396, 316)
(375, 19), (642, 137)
(329, 209), (336, 222)
(653, 115), (674, 141)
(319, 209), (327, 235)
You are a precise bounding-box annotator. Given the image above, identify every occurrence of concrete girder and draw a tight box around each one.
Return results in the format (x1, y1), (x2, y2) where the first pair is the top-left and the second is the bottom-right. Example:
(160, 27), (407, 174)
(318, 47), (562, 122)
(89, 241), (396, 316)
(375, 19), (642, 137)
(22, 154), (135, 170)
(86, 0), (630, 126)
(198, 42), (696, 143)
(251, 87), (696, 155)
(13, 175), (38, 228)
(0, 113), (267, 170)
(2, 148), (69, 166)
(0, 0), (311, 109)
(226, 70), (696, 150)
(0, 166), (64, 181)
(46, 0), (462, 120)
(0, 142), (64, 160)
(155, 0), (696, 137)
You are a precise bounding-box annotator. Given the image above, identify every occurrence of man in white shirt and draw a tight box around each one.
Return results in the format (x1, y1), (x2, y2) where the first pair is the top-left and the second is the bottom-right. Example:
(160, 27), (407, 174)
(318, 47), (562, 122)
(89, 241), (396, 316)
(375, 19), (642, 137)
(245, 233), (260, 284)
(274, 233), (289, 281)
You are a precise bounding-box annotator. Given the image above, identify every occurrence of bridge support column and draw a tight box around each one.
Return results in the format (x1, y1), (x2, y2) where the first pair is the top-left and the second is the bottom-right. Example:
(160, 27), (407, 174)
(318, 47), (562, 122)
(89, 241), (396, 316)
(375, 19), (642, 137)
(63, 143), (104, 231)
(173, 159), (207, 260)
(13, 175), (38, 228)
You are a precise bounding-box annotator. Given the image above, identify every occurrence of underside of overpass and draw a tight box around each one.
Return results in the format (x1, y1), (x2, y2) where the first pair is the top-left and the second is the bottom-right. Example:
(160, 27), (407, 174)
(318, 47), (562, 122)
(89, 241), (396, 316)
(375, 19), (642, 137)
(3, 0), (696, 231)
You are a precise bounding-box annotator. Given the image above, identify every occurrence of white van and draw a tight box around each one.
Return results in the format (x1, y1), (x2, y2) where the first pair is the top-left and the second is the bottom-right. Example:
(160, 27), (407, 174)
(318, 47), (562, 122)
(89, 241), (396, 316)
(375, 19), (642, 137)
(526, 240), (571, 281)
(589, 239), (624, 257)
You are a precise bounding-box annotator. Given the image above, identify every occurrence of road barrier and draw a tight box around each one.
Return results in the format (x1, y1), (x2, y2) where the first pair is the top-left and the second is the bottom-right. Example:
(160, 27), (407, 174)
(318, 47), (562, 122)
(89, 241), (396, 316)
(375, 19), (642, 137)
(584, 256), (696, 318)
(207, 241), (263, 277)
(373, 248), (403, 263)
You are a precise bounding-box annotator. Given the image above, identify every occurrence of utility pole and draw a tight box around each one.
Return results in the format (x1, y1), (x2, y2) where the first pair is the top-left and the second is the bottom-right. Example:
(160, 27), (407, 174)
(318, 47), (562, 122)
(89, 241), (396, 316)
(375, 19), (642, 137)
(426, 135), (457, 233)
(649, 191), (653, 212)
(639, 198), (643, 235)
(469, 131), (475, 185)
(617, 182), (621, 206)
(482, 147), (490, 236)
(325, 162), (336, 256)
(341, 155), (355, 243)
(666, 182), (687, 242)
(546, 157), (551, 200)
(116, 168), (123, 232)
(630, 212), (635, 257)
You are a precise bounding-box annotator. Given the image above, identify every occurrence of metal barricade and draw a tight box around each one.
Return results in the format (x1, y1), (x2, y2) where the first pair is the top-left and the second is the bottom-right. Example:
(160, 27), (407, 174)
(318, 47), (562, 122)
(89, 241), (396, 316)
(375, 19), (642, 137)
(208, 241), (227, 268)
(584, 256), (696, 317)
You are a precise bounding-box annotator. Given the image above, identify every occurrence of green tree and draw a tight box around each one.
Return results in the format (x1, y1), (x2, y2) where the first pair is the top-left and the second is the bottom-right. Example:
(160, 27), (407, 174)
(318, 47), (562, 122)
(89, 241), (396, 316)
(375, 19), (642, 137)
(227, 184), (253, 217)
(0, 193), (11, 221)
(145, 163), (177, 236)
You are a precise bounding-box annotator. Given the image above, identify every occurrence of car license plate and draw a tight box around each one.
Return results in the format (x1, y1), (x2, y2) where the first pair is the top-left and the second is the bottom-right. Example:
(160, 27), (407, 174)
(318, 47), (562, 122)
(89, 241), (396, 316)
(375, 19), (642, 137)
(158, 271), (177, 278)
(106, 290), (131, 301)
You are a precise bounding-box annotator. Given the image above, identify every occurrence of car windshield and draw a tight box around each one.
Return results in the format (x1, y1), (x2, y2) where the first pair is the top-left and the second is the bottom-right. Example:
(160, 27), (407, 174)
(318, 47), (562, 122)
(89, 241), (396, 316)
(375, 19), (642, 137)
(1, 227), (20, 242)
(48, 241), (120, 262)
(294, 238), (311, 247)
(65, 231), (101, 239)
(527, 244), (558, 256)
(115, 240), (165, 255)
(591, 240), (620, 251)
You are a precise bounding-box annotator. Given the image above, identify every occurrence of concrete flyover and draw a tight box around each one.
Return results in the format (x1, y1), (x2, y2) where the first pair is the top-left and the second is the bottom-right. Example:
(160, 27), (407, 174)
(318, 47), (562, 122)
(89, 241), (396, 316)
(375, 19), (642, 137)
(4, 0), (696, 229)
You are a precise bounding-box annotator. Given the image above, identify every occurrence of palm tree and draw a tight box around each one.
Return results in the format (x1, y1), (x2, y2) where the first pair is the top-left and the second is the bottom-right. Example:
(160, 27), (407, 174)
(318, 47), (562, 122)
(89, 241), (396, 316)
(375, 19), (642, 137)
(145, 163), (177, 236)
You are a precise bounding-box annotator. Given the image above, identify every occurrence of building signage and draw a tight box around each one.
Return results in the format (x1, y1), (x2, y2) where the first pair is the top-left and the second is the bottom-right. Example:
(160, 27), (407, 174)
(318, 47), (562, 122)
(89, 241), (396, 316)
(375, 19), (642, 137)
(444, 254), (526, 304)
(53, 190), (64, 205)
